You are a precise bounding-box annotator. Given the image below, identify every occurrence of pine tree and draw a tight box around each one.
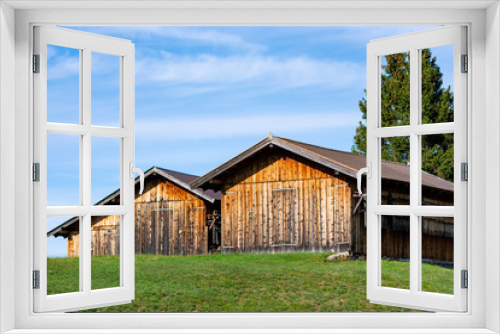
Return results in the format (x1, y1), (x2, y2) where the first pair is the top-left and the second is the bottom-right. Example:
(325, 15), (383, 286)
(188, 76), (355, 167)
(352, 49), (454, 182)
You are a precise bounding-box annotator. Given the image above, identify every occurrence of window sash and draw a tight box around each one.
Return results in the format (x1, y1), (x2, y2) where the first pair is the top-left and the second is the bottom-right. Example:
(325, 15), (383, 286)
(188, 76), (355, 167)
(366, 26), (468, 312)
(33, 25), (136, 313)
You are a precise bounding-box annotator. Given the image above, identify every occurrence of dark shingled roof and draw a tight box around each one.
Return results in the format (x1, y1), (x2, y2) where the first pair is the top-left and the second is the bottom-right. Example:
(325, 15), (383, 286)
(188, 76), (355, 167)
(191, 136), (453, 193)
(156, 167), (221, 200)
(277, 137), (453, 192)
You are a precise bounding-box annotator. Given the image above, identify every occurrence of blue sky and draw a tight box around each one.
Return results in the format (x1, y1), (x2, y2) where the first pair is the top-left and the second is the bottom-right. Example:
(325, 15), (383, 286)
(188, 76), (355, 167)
(46, 26), (453, 257)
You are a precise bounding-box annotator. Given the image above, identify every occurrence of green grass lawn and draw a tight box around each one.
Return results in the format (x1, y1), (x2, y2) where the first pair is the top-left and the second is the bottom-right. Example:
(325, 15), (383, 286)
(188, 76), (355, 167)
(46, 253), (453, 312)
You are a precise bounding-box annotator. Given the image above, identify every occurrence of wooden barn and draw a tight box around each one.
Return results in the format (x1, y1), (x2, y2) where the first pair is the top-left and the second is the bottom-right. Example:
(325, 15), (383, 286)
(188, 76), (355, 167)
(191, 135), (454, 261)
(47, 167), (221, 257)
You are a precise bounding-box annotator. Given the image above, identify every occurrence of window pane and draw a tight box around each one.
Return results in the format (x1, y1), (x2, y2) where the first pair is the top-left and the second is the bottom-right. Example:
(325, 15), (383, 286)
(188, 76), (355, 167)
(47, 45), (80, 124)
(380, 52), (410, 127)
(381, 136), (410, 205)
(91, 52), (121, 127)
(422, 134), (454, 206)
(47, 216), (80, 295)
(91, 215), (121, 290)
(91, 136), (121, 205)
(421, 45), (454, 124)
(47, 133), (80, 206)
(421, 216), (454, 294)
(381, 215), (410, 290)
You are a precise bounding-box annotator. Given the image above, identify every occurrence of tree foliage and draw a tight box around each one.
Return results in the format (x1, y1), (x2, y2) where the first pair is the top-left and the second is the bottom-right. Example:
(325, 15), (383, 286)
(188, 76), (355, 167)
(352, 49), (454, 182)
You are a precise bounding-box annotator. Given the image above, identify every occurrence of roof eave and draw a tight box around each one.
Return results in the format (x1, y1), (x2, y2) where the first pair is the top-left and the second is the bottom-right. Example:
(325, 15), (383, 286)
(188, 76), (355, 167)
(154, 168), (216, 204)
(190, 138), (272, 189)
(191, 137), (359, 190)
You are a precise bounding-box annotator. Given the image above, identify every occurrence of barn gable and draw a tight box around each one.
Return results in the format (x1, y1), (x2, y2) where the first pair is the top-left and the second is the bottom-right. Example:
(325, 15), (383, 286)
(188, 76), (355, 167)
(47, 167), (221, 257)
(47, 166), (219, 239)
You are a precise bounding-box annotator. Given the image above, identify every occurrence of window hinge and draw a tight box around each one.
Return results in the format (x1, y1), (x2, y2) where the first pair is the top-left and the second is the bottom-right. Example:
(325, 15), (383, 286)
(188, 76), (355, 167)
(461, 162), (468, 182)
(461, 270), (468, 289)
(33, 270), (40, 289)
(461, 54), (468, 73)
(33, 54), (40, 73)
(33, 163), (40, 182)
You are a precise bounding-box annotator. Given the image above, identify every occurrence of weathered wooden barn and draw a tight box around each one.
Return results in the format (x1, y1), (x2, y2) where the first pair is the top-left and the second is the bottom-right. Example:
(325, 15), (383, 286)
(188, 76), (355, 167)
(47, 167), (221, 257)
(191, 135), (454, 261)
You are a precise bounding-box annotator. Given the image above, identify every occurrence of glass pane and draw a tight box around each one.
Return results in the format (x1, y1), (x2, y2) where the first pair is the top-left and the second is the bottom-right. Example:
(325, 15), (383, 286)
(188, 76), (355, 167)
(422, 134), (454, 206)
(381, 136), (410, 205)
(47, 216), (80, 295)
(421, 45), (454, 124)
(381, 215), (410, 290)
(47, 45), (80, 124)
(380, 52), (410, 127)
(47, 133), (80, 206)
(91, 136), (121, 205)
(91, 215), (121, 290)
(91, 52), (121, 127)
(421, 216), (454, 294)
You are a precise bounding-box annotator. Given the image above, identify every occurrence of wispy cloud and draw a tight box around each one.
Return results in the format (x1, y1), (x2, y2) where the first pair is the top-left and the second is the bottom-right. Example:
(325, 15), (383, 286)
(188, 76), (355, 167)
(136, 53), (364, 90)
(136, 111), (359, 141)
(47, 48), (120, 81)
(150, 27), (266, 53)
(69, 26), (266, 53)
(47, 56), (79, 81)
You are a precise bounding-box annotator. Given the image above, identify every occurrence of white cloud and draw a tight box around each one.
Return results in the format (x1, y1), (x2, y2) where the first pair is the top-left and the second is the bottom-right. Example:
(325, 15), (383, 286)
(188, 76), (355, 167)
(47, 56), (79, 81)
(136, 111), (359, 141)
(151, 27), (266, 53)
(69, 26), (266, 53)
(136, 53), (364, 90)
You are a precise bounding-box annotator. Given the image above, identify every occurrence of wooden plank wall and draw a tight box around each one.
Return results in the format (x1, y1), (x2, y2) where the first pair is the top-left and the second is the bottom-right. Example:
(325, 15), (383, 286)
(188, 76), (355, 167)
(67, 234), (79, 258)
(132, 175), (209, 256)
(221, 151), (352, 253)
(135, 200), (207, 256)
(352, 205), (454, 262)
(67, 176), (210, 257)
(91, 215), (121, 256)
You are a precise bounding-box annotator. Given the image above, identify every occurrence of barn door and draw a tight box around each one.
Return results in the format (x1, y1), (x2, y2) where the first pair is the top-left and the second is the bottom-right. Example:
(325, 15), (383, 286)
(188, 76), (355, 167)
(365, 26), (467, 312)
(33, 26), (138, 312)
(271, 187), (297, 250)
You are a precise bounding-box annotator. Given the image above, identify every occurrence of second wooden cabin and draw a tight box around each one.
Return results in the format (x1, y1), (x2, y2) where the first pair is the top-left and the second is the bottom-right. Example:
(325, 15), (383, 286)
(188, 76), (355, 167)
(48, 167), (221, 257)
(191, 135), (454, 261)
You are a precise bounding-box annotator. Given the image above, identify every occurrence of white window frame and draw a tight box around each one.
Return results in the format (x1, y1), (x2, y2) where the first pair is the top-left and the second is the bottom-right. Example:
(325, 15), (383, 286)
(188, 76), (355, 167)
(366, 26), (467, 312)
(33, 25), (136, 313)
(1, 1), (498, 333)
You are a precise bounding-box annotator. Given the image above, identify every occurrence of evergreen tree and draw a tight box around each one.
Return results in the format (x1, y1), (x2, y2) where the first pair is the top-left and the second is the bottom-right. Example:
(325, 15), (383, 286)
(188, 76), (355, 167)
(352, 49), (454, 182)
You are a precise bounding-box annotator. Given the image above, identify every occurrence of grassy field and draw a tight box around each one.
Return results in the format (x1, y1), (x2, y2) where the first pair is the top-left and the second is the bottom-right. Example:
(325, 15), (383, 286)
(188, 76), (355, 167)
(46, 253), (453, 312)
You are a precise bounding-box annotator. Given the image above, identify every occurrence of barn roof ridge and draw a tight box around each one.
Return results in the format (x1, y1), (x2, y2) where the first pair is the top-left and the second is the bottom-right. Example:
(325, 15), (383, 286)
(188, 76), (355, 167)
(274, 137), (360, 174)
(277, 136), (415, 170)
(190, 135), (454, 193)
(190, 136), (361, 190)
(155, 166), (199, 178)
(276, 137), (453, 190)
(47, 166), (220, 238)
(274, 136), (361, 157)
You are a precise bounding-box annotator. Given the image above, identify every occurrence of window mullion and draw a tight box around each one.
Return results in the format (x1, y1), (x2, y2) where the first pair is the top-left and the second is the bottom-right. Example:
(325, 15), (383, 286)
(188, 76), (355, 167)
(409, 47), (421, 294)
(81, 48), (92, 294)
